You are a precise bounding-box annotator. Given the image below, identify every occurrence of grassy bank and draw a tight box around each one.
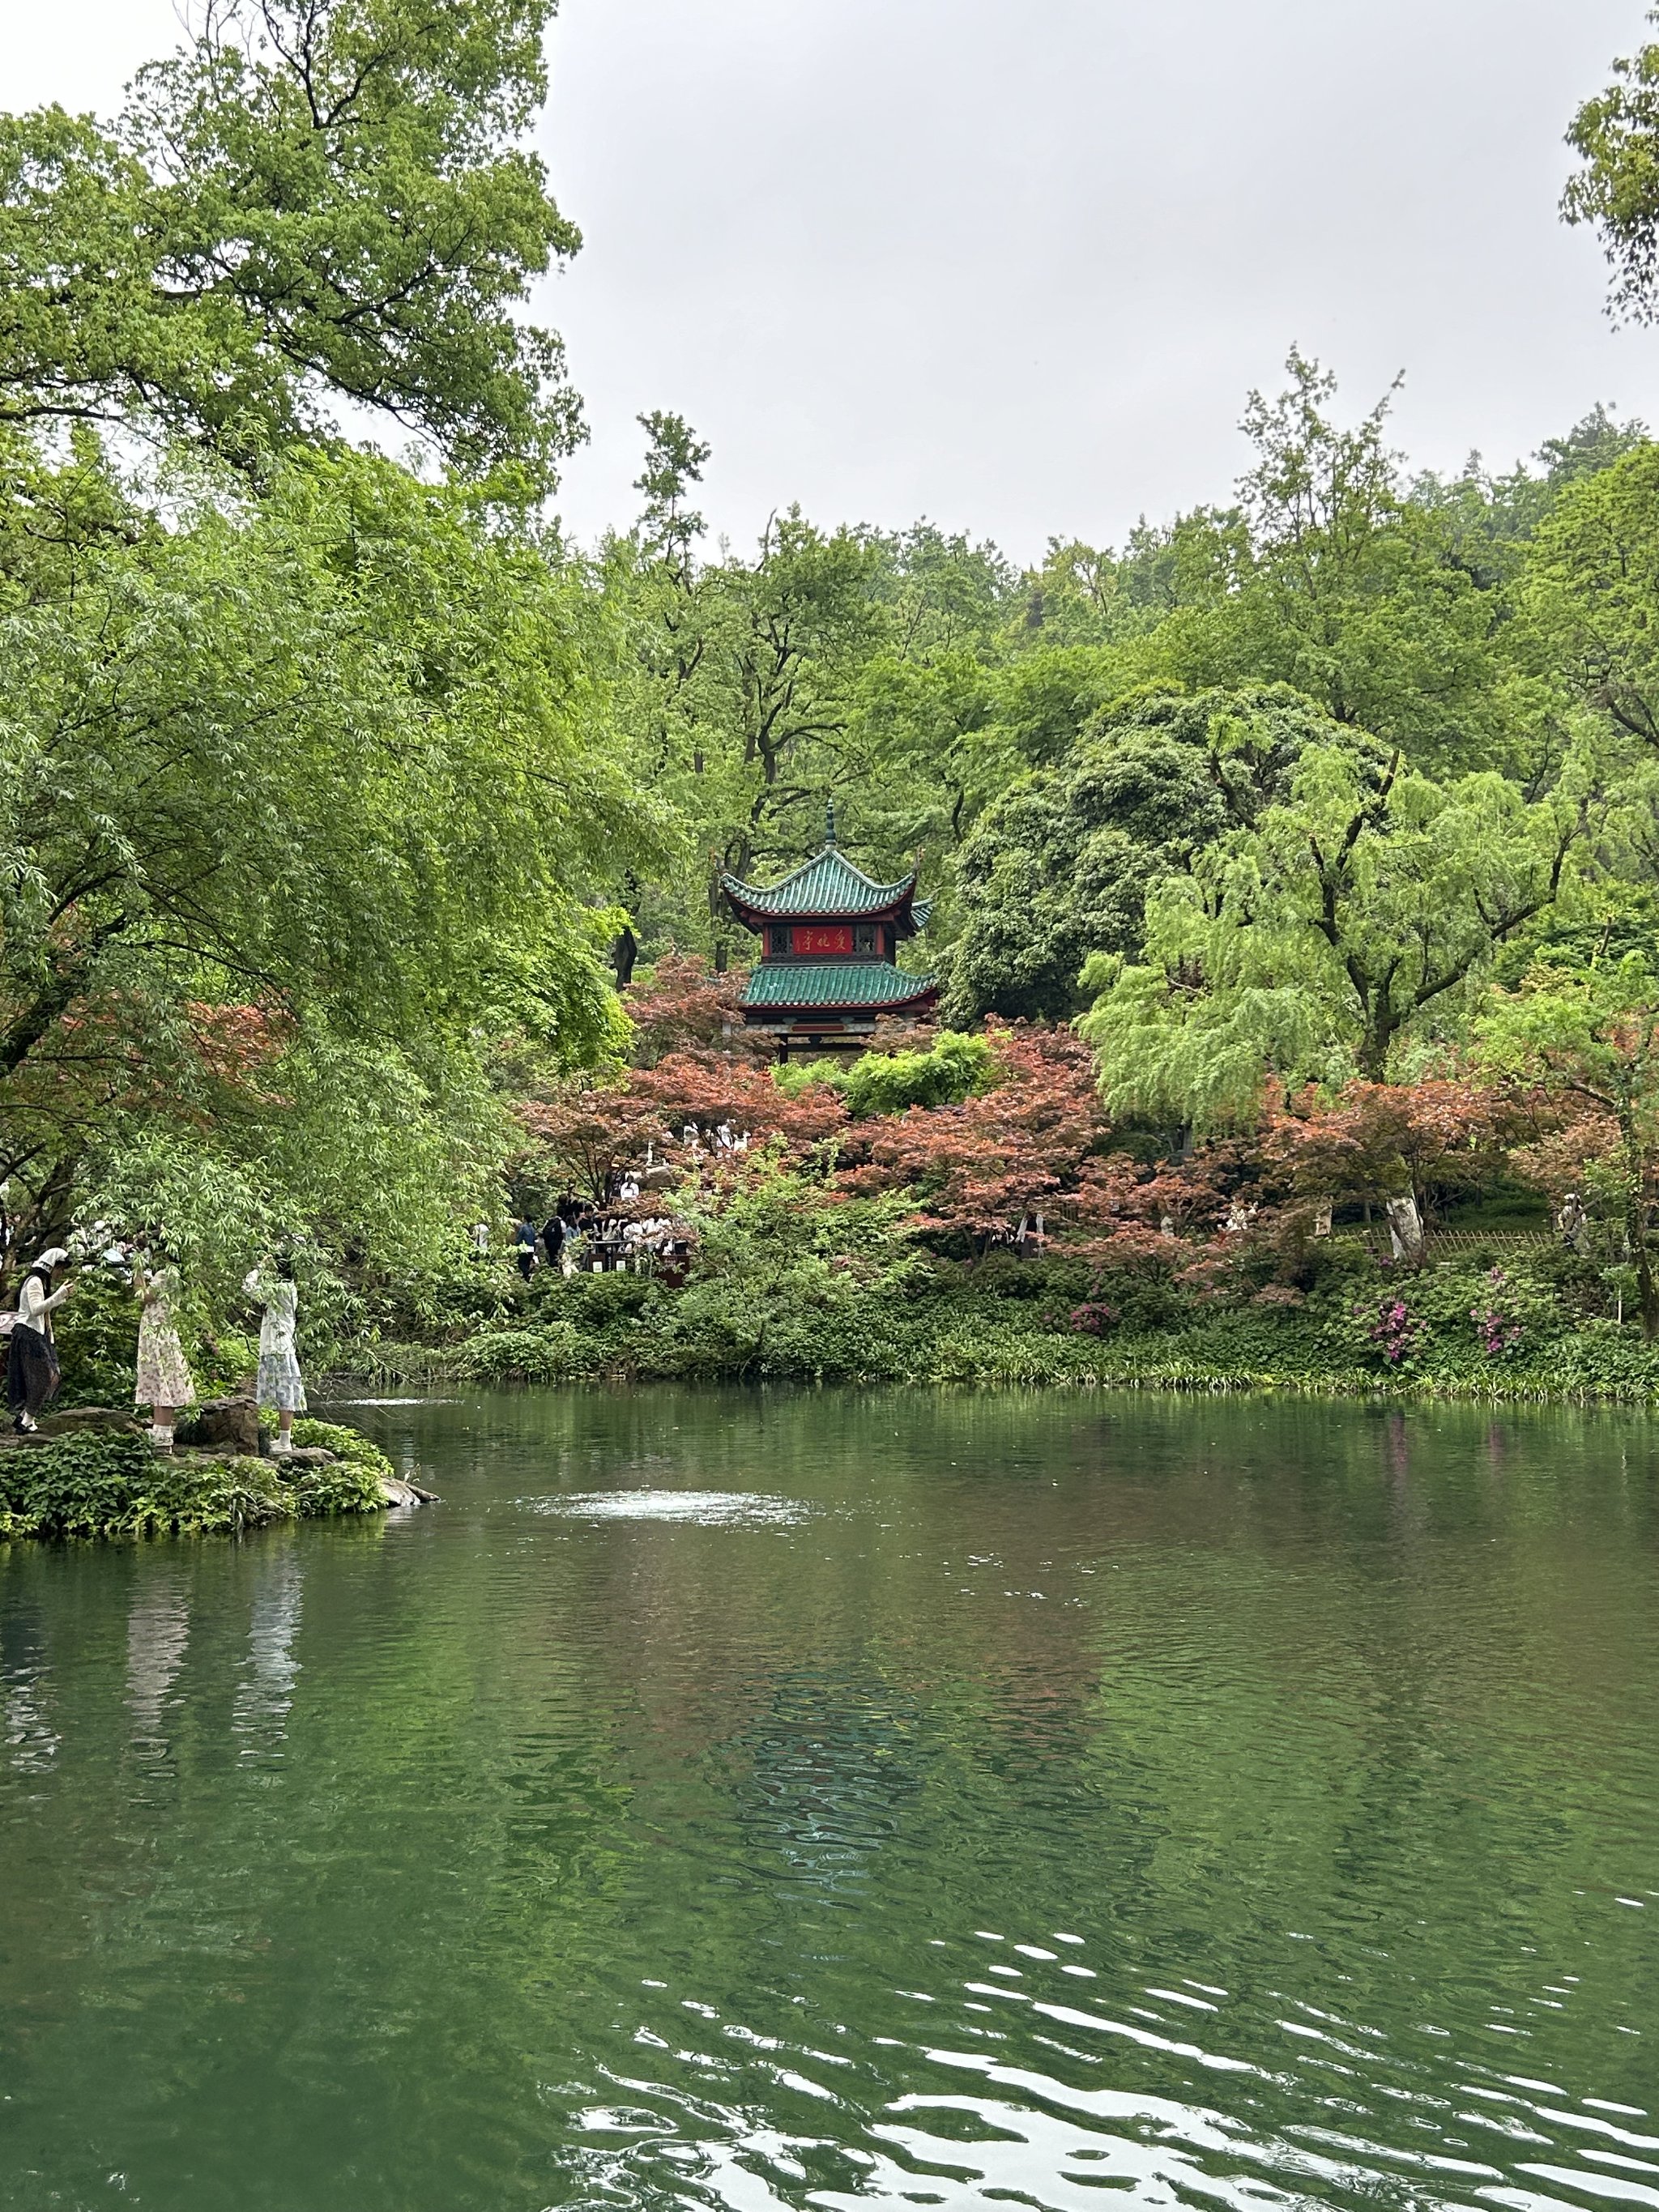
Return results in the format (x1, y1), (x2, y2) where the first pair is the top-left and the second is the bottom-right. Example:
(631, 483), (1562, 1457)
(0, 1419), (393, 1541)
(343, 1246), (1659, 1408)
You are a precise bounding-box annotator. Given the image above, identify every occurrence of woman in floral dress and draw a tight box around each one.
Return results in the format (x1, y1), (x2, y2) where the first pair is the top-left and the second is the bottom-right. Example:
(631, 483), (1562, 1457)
(134, 1255), (196, 1452)
(244, 1255), (306, 1454)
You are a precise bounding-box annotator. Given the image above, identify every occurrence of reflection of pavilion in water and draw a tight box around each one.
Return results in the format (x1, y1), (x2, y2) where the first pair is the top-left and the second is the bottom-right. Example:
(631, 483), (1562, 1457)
(723, 1669), (930, 1896)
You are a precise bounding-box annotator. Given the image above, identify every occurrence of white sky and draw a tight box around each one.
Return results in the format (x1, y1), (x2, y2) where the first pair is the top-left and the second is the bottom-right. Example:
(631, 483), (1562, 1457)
(6, 0), (1656, 561)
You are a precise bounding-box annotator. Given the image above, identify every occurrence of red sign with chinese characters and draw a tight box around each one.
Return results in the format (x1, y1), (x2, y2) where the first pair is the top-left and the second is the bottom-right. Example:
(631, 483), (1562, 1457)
(792, 925), (855, 956)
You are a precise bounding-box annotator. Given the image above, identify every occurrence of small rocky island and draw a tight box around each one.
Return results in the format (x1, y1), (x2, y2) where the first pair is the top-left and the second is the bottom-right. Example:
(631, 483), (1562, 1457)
(0, 1398), (433, 1541)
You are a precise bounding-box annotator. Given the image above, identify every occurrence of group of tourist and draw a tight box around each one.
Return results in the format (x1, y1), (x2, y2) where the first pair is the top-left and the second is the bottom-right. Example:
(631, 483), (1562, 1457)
(479, 1187), (686, 1282)
(2, 1239), (309, 1454)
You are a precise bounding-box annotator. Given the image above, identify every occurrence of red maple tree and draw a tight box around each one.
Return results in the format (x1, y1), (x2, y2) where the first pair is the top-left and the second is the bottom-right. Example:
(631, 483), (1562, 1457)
(1258, 1080), (1524, 1221)
(838, 1023), (1109, 1248)
(621, 954), (761, 1067)
(517, 1047), (850, 1201)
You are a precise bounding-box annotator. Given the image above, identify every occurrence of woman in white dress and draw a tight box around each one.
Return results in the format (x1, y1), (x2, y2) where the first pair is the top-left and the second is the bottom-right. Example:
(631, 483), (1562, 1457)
(244, 1255), (306, 1454)
(6, 1247), (73, 1433)
(134, 1255), (196, 1452)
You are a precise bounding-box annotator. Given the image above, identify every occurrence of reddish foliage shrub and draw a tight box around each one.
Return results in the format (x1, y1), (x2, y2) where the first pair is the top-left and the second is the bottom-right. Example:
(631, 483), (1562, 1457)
(841, 1024), (1107, 1245)
(621, 954), (761, 1066)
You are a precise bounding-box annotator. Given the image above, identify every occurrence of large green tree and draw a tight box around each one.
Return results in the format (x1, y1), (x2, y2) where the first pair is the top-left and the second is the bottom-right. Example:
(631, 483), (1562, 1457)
(0, 0), (582, 487)
(1565, 11), (1659, 327)
(0, 0), (642, 1281)
(1523, 439), (1659, 752)
(945, 688), (1334, 1025)
(0, 437), (639, 1269)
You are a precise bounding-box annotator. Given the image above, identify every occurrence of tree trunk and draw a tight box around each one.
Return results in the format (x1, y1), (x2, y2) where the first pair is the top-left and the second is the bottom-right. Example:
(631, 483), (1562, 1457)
(1357, 1011), (1393, 1082)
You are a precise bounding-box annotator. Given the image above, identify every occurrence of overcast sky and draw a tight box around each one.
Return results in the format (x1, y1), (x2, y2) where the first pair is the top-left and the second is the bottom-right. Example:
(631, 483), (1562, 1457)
(8, 0), (1657, 561)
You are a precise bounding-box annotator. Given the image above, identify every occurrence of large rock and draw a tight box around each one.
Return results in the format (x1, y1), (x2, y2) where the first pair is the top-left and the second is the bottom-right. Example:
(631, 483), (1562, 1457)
(177, 1396), (260, 1455)
(382, 1474), (440, 1507)
(0, 1405), (146, 1449)
(34, 1406), (144, 1438)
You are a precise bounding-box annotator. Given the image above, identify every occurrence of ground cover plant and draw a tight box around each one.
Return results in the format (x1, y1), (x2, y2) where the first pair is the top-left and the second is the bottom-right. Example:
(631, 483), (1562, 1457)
(0, 1422), (389, 1541)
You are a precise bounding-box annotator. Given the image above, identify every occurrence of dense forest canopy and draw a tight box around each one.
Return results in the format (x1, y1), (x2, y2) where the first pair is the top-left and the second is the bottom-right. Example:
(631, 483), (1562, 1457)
(9, 0), (1659, 1368)
(605, 365), (1643, 1006)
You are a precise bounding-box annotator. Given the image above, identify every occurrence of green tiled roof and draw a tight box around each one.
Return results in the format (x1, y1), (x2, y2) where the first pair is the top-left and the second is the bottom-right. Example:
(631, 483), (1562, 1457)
(723, 846), (919, 920)
(742, 961), (940, 1012)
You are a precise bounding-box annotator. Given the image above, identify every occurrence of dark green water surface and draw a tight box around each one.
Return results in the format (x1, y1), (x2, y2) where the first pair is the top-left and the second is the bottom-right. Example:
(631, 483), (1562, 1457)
(2, 1387), (1657, 2211)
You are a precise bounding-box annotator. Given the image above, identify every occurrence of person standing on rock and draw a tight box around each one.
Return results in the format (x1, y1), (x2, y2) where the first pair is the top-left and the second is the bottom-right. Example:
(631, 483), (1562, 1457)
(244, 1255), (306, 1455)
(6, 1247), (73, 1433)
(134, 1250), (196, 1454)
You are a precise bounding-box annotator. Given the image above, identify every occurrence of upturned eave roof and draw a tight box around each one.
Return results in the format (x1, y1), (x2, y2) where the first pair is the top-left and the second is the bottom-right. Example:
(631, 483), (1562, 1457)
(722, 843), (924, 930)
(740, 961), (941, 1012)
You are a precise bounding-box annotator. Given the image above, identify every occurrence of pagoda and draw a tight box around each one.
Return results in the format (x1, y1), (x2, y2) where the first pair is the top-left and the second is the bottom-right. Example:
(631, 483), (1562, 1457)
(721, 808), (940, 1059)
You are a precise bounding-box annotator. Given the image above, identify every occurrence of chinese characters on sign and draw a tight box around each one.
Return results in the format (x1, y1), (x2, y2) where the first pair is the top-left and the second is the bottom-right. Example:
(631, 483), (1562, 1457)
(793, 926), (855, 956)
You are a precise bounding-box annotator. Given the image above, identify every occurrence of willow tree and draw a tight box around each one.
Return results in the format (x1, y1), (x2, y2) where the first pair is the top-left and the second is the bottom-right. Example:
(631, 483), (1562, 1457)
(1079, 740), (1593, 1131)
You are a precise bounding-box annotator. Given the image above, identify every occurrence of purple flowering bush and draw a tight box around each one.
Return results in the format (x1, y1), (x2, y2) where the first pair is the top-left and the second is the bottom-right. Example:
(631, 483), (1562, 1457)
(1356, 1294), (1423, 1366)
(1068, 1302), (1120, 1336)
(1464, 1265), (1560, 1361)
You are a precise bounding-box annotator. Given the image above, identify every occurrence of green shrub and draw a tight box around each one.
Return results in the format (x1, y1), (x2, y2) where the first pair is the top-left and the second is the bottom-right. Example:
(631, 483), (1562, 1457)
(2, 1430), (278, 1540)
(0, 1419), (392, 1542)
(969, 1253), (1094, 1304)
(52, 1269), (140, 1407)
(1546, 1318), (1659, 1396)
(457, 1323), (583, 1385)
(544, 1270), (655, 1325)
(291, 1417), (390, 1473)
(842, 1032), (993, 1116)
(284, 1443), (387, 1517)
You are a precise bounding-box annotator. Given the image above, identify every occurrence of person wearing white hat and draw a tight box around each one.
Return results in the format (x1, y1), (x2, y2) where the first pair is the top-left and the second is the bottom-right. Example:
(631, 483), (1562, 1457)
(6, 1248), (73, 1433)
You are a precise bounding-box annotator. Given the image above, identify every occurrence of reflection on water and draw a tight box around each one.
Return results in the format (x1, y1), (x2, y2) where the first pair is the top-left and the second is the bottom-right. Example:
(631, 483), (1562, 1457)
(232, 1550), (303, 1756)
(0, 1385), (1656, 2212)
(126, 1571), (190, 1745)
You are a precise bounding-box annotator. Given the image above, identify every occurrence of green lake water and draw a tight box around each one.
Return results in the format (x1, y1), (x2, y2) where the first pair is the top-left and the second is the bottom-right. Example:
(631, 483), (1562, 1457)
(2, 1387), (1657, 2211)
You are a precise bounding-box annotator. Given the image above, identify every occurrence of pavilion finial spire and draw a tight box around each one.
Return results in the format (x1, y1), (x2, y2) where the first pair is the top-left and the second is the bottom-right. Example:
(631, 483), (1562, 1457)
(825, 794), (838, 848)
